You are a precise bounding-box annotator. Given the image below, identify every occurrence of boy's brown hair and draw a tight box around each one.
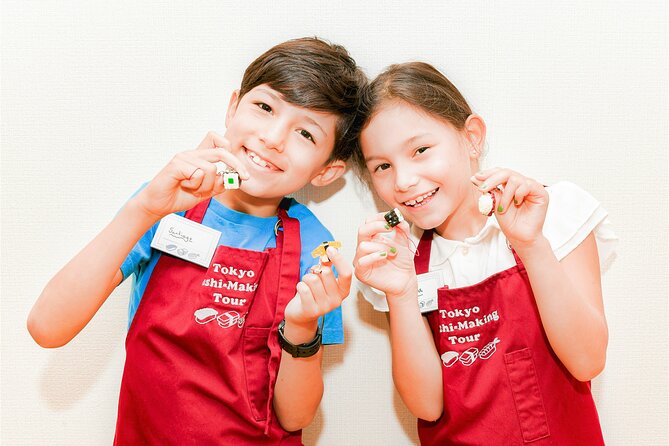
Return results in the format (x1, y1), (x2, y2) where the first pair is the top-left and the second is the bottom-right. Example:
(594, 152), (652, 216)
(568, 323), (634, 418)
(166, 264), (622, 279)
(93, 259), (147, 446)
(239, 37), (367, 162)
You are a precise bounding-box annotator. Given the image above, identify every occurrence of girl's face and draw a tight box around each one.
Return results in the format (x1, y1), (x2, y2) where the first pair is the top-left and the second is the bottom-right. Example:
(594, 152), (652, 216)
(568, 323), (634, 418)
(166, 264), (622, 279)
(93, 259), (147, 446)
(360, 100), (484, 237)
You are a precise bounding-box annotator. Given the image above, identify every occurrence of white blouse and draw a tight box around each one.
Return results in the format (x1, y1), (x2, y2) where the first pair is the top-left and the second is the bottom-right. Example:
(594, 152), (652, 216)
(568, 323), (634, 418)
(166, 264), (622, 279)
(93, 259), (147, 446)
(360, 181), (618, 312)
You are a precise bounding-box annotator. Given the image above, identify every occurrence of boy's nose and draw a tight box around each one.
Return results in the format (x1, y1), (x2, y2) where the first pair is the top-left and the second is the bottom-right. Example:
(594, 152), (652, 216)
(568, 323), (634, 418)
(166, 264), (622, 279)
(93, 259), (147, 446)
(259, 121), (287, 153)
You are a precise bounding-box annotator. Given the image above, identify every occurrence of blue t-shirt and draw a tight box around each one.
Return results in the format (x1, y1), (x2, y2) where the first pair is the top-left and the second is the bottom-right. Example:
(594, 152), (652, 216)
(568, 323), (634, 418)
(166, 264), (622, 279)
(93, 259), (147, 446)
(119, 197), (344, 344)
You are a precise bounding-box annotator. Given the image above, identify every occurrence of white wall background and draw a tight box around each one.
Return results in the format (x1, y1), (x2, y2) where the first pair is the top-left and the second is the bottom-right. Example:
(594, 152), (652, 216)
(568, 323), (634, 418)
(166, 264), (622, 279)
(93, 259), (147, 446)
(2, 1), (666, 444)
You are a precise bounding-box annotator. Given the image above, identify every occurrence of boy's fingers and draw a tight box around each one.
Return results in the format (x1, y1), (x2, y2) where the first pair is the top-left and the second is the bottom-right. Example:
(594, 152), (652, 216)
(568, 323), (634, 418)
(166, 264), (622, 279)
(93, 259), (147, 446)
(325, 247), (352, 297)
(196, 131), (229, 150)
(296, 282), (318, 317)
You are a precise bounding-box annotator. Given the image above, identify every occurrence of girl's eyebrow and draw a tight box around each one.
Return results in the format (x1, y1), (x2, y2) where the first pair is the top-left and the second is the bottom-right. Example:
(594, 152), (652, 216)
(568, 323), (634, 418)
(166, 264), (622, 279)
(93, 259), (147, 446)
(364, 133), (432, 162)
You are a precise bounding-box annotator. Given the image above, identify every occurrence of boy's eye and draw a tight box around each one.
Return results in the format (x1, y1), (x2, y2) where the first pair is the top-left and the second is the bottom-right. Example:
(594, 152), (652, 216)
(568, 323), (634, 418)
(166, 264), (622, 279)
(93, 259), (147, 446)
(298, 129), (314, 142)
(257, 102), (272, 113)
(374, 163), (391, 173)
(416, 146), (429, 155)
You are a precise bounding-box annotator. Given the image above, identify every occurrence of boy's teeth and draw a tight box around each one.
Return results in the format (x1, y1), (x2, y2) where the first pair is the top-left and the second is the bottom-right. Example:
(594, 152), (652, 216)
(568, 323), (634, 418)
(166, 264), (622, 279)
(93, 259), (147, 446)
(252, 155), (267, 167)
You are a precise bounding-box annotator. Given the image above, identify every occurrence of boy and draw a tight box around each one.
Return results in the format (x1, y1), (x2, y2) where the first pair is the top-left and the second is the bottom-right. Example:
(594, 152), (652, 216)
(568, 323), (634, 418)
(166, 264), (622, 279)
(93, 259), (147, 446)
(28, 37), (366, 445)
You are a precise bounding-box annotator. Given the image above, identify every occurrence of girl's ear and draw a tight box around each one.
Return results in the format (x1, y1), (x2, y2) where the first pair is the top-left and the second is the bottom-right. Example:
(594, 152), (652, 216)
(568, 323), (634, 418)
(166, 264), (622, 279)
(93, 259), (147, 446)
(225, 90), (241, 128)
(310, 160), (347, 187)
(464, 114), (487, 159)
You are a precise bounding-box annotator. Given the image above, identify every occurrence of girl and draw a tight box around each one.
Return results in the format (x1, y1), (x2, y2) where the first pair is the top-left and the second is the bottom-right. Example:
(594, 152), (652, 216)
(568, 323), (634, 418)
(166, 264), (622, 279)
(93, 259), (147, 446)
(352, 62), (617, 445)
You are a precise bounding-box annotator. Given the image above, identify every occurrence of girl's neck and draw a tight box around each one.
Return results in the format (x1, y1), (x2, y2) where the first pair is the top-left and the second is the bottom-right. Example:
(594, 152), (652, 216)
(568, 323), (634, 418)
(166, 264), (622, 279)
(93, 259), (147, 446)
(434, 187), (488, 241)
(213, 191), (283, 218)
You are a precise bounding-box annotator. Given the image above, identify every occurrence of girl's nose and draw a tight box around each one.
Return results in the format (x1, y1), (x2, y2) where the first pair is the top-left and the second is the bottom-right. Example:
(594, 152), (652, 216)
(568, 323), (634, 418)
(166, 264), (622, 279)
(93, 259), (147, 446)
(394, 166), (419, 192)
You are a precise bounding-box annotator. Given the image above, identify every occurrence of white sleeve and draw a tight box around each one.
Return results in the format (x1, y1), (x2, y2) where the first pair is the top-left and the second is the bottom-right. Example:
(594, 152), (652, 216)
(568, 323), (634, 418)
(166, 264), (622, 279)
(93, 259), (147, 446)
(544, 181), (618, 274)
(356, 279), (390, 312)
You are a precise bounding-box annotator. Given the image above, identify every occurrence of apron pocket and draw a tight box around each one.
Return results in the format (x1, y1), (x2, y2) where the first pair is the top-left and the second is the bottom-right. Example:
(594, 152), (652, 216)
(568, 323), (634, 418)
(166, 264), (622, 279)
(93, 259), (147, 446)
(504, 348), (550, 443)
(242, 327), (271, 422)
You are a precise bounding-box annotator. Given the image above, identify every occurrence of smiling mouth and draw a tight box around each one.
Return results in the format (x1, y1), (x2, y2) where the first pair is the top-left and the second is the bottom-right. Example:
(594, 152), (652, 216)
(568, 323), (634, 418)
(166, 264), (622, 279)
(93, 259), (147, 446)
(244, 147), (281, 171)
(402, 188), (438, 207)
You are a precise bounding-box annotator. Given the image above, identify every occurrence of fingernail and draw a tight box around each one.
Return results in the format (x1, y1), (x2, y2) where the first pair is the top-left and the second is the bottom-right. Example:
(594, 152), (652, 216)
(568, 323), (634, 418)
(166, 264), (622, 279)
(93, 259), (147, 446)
(479, 183), (487, 190)
(379, 251), (387, 257)
(513, 198), (518, 205)
(497, 204), (503, 213)
(389, 247), (397, 254)
(384, 223), (391, 229)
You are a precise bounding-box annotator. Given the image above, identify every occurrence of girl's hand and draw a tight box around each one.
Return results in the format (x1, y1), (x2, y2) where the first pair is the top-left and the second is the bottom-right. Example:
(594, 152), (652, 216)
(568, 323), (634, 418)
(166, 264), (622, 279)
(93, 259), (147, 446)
(283, 247), (352, 333)
(471, 168), (549, 248)
(353, 214), (416, 299)
(133, 132), (250, 219)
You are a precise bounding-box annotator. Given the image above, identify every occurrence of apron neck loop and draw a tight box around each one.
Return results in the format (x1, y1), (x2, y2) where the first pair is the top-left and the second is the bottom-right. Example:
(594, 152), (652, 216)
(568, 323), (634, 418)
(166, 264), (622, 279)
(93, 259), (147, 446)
(414, 229), (433, 275)
(184, 199), (210, 224)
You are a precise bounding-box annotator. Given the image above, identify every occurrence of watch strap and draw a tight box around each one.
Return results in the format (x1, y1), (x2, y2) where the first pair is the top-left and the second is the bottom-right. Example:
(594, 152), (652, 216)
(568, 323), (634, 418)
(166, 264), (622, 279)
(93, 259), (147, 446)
(277, 319), (322, 358)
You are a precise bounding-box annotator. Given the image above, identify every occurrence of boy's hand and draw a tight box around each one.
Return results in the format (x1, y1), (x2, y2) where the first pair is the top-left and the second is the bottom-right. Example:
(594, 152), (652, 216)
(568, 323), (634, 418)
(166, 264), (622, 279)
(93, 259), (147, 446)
(353, 214), (417, 300)
(133, 132), (250, 219)
(471, 168), (549, 249)
(282, 247), (351, 343)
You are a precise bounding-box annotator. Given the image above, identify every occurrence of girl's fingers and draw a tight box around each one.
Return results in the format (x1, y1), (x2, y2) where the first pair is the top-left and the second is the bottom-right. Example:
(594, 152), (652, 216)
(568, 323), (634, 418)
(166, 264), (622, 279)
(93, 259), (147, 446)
(513, 182), (532, 207)
(356, 250), (392, 269)
(497, 175), (523, 214)
(357, 240), (395, 257)
(358, 213), (394, 242)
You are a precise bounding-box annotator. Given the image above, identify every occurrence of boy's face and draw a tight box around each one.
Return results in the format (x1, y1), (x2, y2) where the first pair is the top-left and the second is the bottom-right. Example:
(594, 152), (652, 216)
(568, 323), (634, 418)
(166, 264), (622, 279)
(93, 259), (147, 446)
(224, 85), (342, 200)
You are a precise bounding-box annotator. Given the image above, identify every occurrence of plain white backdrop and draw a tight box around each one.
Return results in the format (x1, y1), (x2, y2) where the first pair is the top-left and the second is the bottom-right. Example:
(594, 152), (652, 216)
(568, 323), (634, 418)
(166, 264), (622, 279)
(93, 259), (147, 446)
(2, 1), (667, 444)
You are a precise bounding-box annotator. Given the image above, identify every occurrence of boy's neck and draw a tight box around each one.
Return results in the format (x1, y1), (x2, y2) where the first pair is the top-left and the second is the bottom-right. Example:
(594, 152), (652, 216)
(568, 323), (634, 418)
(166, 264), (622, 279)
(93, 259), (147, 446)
(213, 191), (283, 217)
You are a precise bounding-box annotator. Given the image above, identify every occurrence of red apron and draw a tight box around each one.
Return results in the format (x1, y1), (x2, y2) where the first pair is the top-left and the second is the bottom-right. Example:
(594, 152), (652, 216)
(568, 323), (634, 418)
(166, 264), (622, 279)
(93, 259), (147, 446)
(415, 230), (605, 445)
(114, 198), (303, 445)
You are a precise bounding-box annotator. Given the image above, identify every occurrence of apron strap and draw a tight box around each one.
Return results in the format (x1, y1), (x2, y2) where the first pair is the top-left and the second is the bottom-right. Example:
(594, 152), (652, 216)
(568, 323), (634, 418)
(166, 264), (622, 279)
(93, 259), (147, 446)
(184, 199), (210, 224)
(414, 229), (433, 275)
(264, 201), (302, 435)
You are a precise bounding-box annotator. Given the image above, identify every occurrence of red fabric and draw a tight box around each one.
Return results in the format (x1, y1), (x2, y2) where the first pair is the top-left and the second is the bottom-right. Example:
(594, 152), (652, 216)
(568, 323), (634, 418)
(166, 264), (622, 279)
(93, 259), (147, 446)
(115, 199), (302, 445)
(415, 230), (604, 445)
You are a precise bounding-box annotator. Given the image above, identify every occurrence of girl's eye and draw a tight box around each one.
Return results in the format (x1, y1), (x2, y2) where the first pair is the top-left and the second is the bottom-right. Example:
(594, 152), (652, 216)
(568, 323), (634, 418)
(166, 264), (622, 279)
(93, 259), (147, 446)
(257, 102), (272, 113)
(374, 163), (391, 173)
(416, 146), (429, 155)
(299, 129), (314, 142)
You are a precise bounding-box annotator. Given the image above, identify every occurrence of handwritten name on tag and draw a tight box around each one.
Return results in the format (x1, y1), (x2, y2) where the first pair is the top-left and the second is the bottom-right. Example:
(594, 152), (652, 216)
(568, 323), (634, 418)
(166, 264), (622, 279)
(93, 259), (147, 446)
(150, 213), (221, 268)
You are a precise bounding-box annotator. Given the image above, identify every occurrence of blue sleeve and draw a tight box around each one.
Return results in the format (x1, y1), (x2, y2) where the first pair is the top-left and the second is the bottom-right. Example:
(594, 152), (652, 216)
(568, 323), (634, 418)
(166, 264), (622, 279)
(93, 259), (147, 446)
(289, 199), (344, 345)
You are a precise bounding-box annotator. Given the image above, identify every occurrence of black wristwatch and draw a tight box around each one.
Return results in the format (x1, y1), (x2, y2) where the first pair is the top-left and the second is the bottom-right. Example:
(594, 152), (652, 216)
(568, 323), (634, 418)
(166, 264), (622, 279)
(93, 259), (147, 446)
(277, 319), (322, 358)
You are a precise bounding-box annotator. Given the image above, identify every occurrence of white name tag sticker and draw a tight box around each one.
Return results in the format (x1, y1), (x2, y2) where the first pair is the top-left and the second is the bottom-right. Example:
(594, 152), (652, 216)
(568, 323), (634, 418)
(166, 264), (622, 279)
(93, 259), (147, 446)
(150, 213), (221, 268)
(416, 270), (444, 313)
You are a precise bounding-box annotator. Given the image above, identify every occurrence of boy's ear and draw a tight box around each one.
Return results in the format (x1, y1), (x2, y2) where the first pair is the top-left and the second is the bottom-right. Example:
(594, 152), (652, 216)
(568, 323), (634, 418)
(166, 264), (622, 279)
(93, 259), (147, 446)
(225, 90), (241, 128)
(310, 159), (347, 187)
(464, 114), (486, 159)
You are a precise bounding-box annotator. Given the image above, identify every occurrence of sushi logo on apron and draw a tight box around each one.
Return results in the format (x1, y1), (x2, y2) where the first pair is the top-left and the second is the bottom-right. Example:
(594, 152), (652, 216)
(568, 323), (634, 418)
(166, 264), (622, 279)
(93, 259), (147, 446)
(194, 308), (245, 329)
(441, 338), (500, 367)
(437, 305), (501, 368)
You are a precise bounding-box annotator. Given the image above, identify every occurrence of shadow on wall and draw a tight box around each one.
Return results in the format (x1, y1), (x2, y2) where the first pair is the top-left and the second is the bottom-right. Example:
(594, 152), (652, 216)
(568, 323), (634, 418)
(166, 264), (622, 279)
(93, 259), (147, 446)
(38, 288), (127, 410)
(292, 175), (347, 205)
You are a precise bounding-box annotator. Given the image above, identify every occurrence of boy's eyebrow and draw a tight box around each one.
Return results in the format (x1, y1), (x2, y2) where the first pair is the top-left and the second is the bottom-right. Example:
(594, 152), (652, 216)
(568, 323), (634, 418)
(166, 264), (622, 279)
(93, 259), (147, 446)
(255, 87), (328, 137)
(303, 116), (327, 137)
